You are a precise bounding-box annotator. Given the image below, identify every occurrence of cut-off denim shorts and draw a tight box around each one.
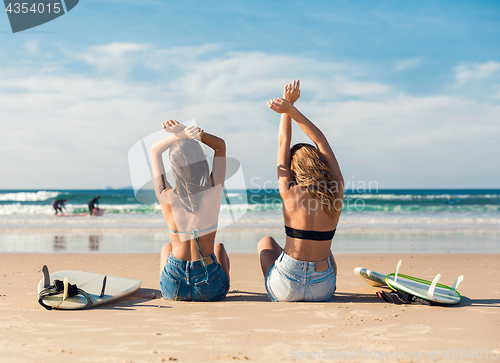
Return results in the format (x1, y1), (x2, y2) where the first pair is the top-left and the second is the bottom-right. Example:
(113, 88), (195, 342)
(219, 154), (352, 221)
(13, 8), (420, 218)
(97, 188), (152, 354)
(160, 252), (229, 302)
(265, 251), (336, 302)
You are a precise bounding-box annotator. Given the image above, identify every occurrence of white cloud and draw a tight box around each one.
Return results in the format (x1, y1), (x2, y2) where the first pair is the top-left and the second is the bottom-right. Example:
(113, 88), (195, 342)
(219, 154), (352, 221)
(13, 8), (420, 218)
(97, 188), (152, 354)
(453, 61), (500, 101)
(0, 42), (499, 189)
(78, 42), (151, 65)
(393, 56), (424, 72)
(455, 61), (500, 85)
(70, 42), (152, 77)
(24, 40), (40, 54)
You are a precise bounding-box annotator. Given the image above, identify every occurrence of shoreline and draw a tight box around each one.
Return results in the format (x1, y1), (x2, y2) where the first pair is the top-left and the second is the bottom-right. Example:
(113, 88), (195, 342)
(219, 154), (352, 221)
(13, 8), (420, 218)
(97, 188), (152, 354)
(1, 253), (499, 362)
(1, 227), (499, 255)
(1, 251), (500, 256)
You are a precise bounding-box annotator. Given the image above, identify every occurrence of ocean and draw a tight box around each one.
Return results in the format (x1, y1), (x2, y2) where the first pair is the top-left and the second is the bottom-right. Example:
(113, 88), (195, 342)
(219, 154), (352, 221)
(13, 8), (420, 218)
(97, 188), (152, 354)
(1, 189), (499, 254)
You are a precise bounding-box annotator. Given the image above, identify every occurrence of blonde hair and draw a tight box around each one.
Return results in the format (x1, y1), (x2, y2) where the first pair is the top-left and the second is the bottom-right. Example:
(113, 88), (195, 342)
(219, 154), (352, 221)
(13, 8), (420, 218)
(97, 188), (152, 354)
(169, 139), (210, 213)
(289, 143), (341, 218)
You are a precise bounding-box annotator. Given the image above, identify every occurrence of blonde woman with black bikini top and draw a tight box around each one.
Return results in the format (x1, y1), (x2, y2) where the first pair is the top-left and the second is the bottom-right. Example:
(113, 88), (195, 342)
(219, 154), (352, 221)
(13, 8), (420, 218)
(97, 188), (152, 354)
(257, 80), (344, 302)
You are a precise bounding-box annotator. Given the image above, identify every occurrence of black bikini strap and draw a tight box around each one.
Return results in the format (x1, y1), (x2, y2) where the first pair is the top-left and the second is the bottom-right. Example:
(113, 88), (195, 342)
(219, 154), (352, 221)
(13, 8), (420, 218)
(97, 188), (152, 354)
(285, 226), (336, 241)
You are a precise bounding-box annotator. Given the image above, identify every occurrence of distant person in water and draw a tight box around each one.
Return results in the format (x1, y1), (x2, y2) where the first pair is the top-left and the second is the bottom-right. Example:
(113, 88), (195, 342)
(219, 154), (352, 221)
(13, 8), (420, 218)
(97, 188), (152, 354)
(88, 196), (101, 216)
(52, 198), (67, 215)
(445, 195), (462, 205)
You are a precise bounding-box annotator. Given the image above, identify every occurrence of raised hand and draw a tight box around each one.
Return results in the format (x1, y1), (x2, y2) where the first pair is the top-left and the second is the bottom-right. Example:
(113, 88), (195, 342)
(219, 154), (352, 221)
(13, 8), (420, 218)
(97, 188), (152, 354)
(283, 79), (300, 105)
(162, 119), (186, 134)
(183, 125), (202, 140)
(268, 97), (294, 114)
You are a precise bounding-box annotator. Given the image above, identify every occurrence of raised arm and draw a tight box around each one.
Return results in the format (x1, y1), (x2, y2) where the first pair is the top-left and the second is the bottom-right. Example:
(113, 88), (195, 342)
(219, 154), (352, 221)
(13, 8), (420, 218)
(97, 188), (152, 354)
(268, 80), (300, 195)
(287, 106), (343, 186)
(199, 131), (226, 187)
(268, 97), (343, 188)
(150, 120), (201, 201)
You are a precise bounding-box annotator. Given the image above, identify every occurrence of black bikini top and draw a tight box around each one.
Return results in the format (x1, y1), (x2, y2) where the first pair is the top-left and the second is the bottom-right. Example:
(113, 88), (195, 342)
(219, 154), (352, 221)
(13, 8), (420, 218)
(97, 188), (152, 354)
(285, 225), (336, 241)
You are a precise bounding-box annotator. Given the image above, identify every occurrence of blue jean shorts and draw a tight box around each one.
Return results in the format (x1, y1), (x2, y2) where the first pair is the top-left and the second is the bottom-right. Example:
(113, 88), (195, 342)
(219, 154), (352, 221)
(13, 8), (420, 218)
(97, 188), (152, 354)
(265, 251), (336, 302)
(160, 253), (229, 302)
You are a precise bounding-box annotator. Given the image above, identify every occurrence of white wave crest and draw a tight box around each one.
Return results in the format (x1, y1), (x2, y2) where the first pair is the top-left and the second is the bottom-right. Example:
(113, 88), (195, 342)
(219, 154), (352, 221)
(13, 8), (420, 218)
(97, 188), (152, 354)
(0, 203), (54, 215)
(0, 191), (59, 202)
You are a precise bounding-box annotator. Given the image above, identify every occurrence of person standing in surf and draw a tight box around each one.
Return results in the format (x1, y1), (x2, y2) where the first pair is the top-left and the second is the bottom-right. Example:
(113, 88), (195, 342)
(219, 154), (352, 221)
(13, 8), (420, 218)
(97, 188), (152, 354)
(88, 195), (100, 216)
(150, 120), (230, 301)
(51, 198), (67, 215)
(257, 80), (344, 302)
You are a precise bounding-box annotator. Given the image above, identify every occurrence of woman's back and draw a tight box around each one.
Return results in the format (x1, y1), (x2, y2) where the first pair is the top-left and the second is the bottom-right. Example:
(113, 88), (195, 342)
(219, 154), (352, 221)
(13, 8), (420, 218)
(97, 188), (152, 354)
(282, 185), (340, 262)
(163, 184), (222, 260)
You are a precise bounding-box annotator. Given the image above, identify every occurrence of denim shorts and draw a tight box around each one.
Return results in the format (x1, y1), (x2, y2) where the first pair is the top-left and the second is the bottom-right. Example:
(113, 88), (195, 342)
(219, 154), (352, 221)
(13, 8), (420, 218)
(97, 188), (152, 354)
(160, 253), (229, 302)
(265, 251), (336, 302)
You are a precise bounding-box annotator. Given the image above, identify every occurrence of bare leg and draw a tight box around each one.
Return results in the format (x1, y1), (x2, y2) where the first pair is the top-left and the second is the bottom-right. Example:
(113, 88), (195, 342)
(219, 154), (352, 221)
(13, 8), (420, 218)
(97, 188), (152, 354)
(159, 243), (172, 278)
(214, 243), (230, 284)
(329, 251), (337, 275)
(257, 236), (282, 277)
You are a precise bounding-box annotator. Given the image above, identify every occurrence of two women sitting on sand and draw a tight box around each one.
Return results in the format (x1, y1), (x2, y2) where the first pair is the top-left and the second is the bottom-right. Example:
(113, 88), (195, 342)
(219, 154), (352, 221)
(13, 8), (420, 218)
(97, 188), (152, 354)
(150, 80), (344, 302)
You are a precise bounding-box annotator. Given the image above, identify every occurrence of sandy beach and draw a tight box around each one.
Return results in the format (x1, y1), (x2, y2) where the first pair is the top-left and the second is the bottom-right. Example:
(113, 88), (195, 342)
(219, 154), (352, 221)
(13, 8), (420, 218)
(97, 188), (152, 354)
(2, 0), (499, 361)
(1, 253), (498, 362)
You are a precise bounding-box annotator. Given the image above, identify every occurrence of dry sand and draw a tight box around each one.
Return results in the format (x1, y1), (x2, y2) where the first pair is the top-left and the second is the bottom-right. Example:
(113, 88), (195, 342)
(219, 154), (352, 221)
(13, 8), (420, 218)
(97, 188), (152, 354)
(0, 253), (499, 362)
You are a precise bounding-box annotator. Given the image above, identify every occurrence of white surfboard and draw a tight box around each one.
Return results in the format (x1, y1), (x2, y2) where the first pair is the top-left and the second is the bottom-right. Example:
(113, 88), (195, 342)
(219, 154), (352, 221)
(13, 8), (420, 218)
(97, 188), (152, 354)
(38, 266), (141, 310)
(354, 261), (463, 305)
(354, 267), (388, 287)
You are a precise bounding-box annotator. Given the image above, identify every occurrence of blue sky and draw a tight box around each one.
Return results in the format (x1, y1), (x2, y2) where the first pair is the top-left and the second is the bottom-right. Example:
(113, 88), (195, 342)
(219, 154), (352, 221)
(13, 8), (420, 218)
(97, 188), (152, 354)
(1, 0), (499, 189)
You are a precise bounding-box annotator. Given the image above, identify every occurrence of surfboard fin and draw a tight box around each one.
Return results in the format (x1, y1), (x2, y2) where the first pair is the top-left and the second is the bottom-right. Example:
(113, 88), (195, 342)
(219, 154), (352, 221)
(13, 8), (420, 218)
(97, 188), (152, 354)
(99, 276), (107, 298)
(394, 260), (402, 282)
(63, 277), (69, 301)
(451, 275), (464, 292)
(427, 273), (441, 299)
(42, 265), (50, 288)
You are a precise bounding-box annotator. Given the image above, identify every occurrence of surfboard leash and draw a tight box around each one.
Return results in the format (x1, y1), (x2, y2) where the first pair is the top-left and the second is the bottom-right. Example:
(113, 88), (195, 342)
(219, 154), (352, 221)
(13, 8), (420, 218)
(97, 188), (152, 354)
(38, 266), (94, 310)
(38, 285), (94, 310)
